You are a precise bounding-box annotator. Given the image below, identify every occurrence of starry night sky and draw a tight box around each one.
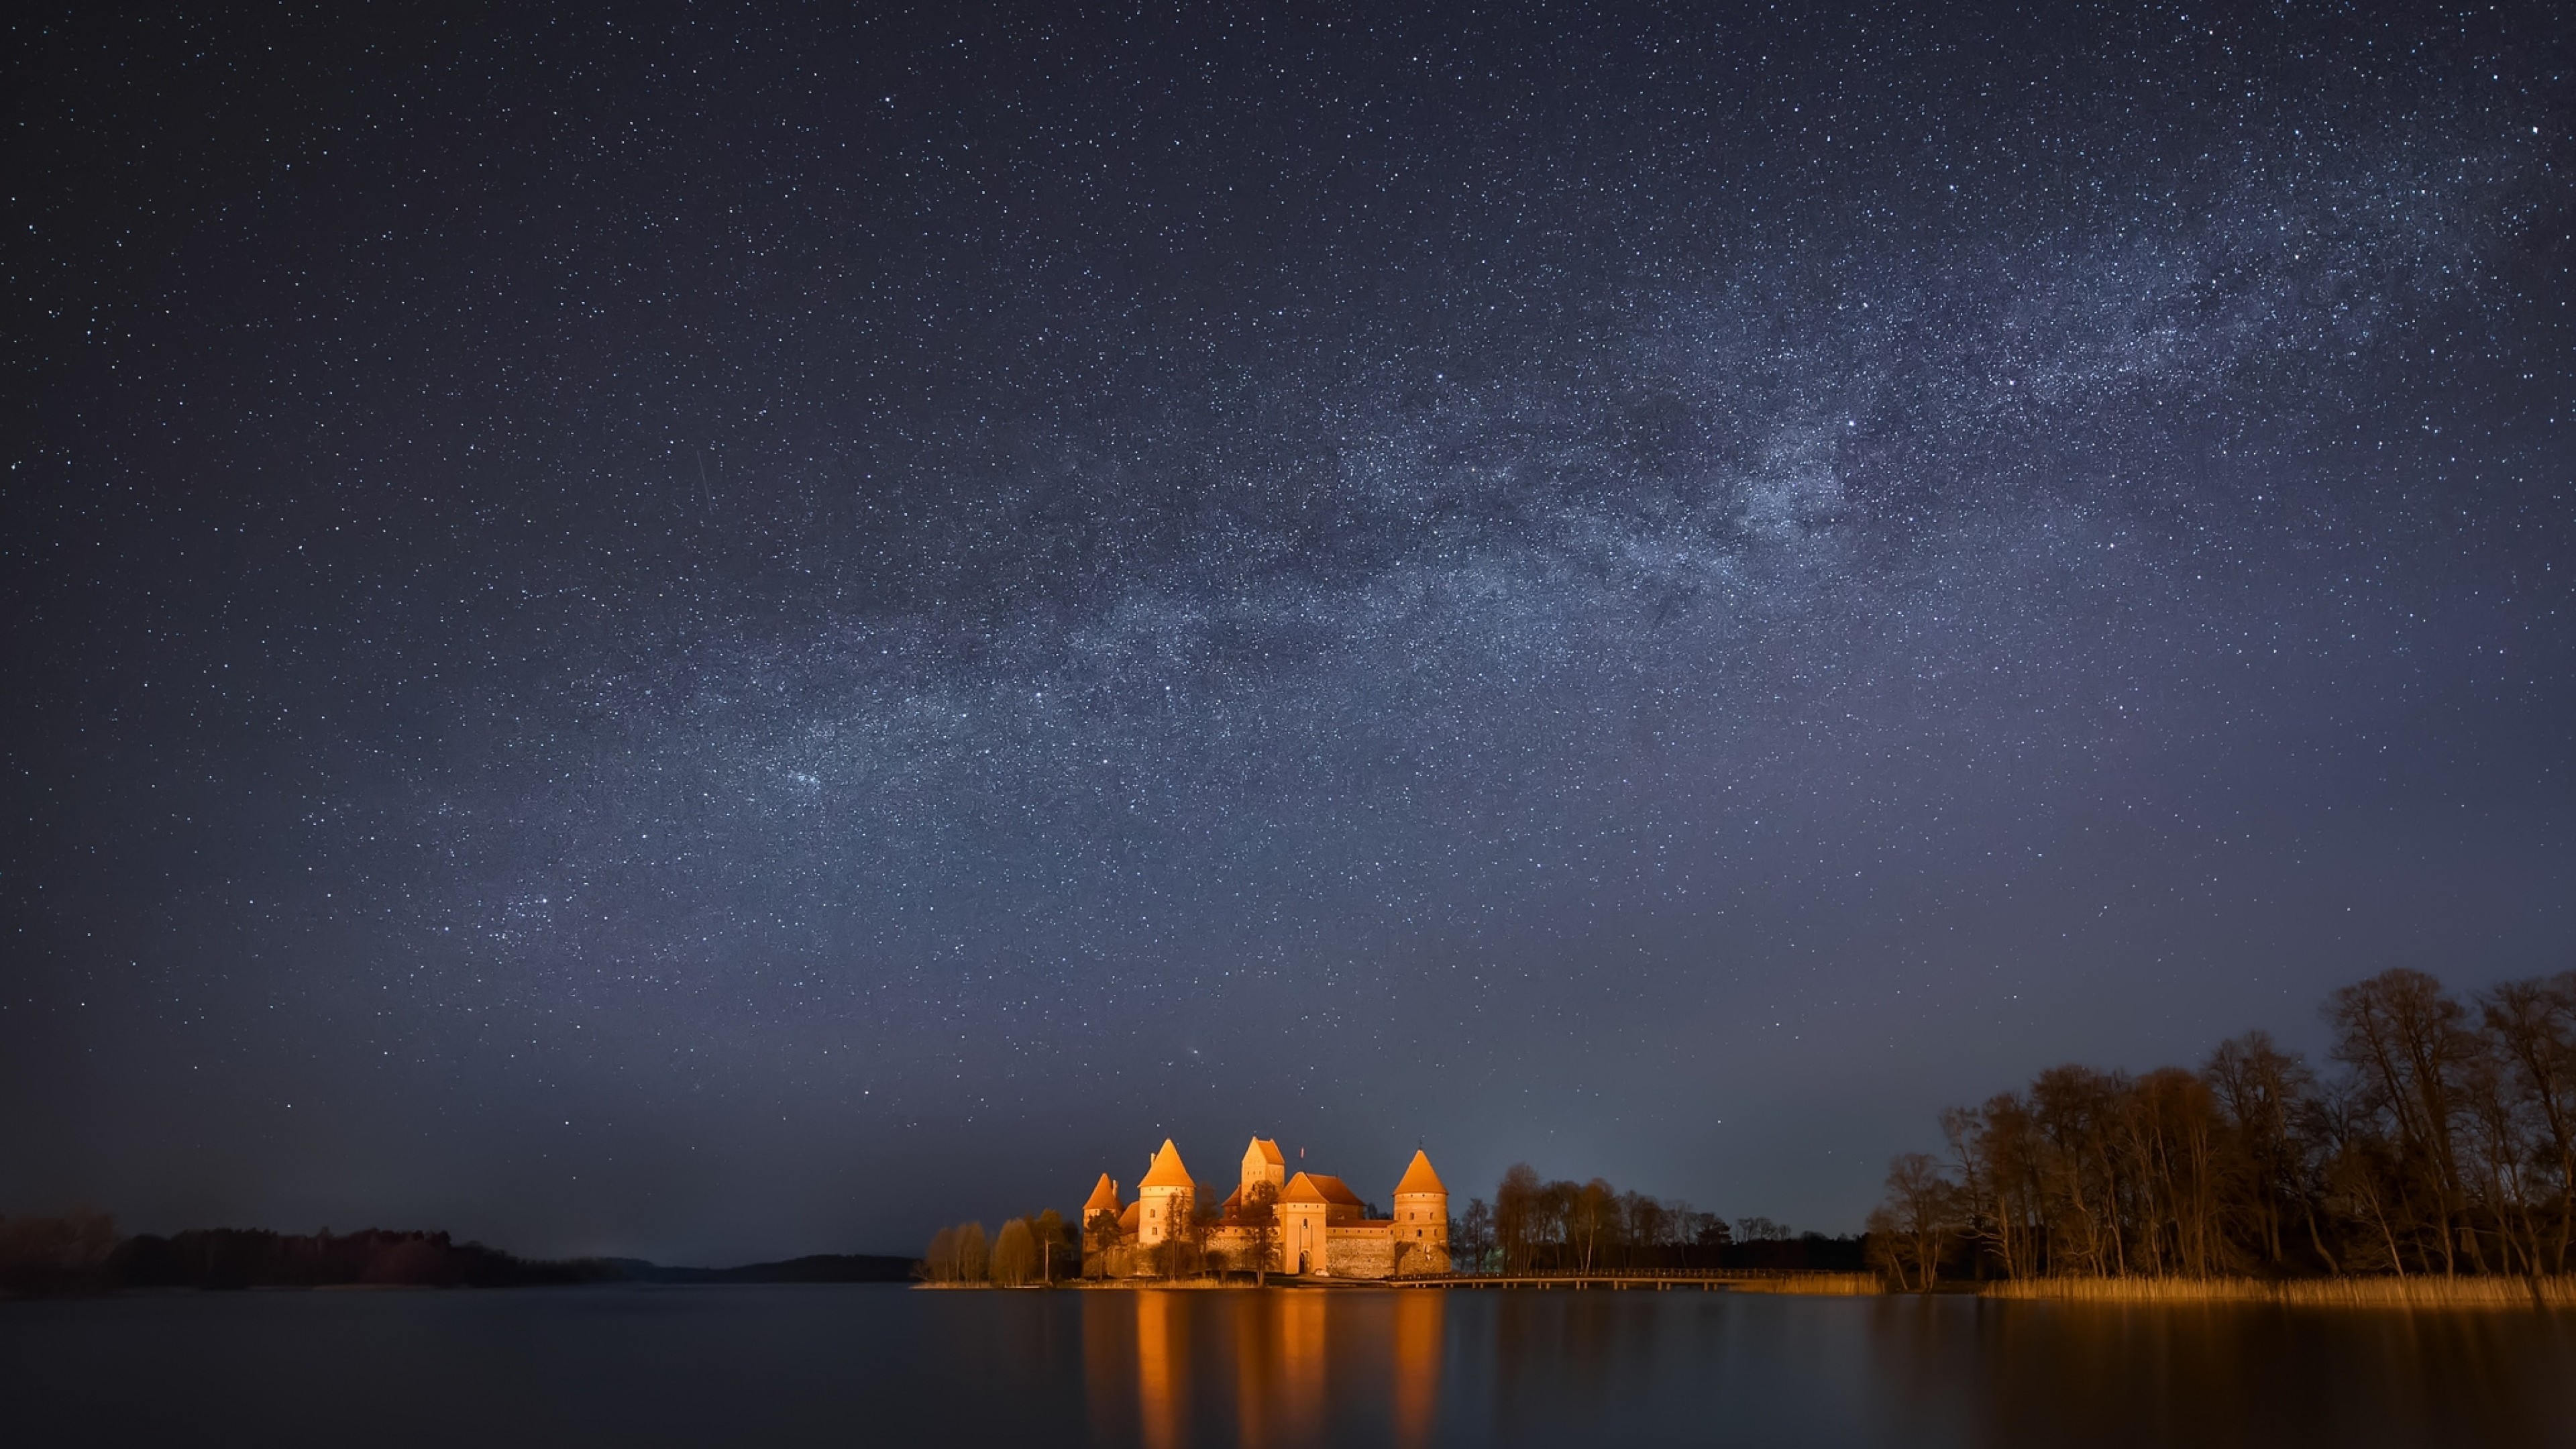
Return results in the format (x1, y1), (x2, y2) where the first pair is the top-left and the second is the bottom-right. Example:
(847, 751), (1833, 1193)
(4, 3), (2571, 1263)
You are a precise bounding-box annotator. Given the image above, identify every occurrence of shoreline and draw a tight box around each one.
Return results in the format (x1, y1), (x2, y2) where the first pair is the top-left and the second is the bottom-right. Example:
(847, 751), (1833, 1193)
(919, 1273), (1886, 1295)
(918, 1273), (2576, 1307)
(1974, 1275), (2576, 1309)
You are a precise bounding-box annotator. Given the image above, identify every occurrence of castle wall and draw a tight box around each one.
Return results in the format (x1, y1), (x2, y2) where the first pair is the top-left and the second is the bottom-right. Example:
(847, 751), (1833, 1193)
(1204, 1225), (1279, 1274)
(1391, 1236), (1450, 1276)
(1325, 1224), (1395, 1280)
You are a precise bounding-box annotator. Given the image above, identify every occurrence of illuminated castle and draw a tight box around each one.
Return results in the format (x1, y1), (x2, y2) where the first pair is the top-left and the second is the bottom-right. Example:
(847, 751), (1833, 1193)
(1082, 1136), (1451, 1279)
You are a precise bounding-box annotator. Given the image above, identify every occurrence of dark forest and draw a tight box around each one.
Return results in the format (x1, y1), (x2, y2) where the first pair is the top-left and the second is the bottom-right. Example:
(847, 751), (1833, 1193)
(1866, 969), (2576, 1289)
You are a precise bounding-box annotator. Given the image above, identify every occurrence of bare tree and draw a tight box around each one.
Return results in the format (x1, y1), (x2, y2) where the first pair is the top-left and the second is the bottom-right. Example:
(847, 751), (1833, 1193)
(2326, 969), (2479, 1274)
(1456, 1197), (1495, 1275)
(1538, 1180), (1578, 1270)
(1867, 1152), (1960, 1290)
(1661, 1199), (1694, 1269)
(1148, 1195), (1210, 1281)
(1236, 1180), (1279, 1285)
(1568, 1180), (1616, 1273)
(1678, 1207), (1728, 1269)
(991, 1218), (1038, 1286)
(2481, 973), (2576, 1273)
(1495, 1165), (1542, 1273)
(1032, 1208), (1070, 1286)
(2206, 1030), (2316, 1270)
(1735, 1216), (1789, 1244)
(1622, 1191), (1668, 1271)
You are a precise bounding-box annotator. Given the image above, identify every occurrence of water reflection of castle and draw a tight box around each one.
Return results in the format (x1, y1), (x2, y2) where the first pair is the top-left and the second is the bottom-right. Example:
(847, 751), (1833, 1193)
(1083, 1136), (1452, 1278)
(1090, 1283), (1445, 1449)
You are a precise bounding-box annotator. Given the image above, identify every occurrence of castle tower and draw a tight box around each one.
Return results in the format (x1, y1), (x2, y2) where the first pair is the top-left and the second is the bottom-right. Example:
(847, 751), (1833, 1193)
(1136, 1138), (1195, 1248)
(1391, 1150), (1451, 1275)
(1083, 1173), (1123, 1232)
(1277, 1171), (1364, 1275)
(1240, 1137), (1286, 1198)
(1277, 1171), (1332, 1276)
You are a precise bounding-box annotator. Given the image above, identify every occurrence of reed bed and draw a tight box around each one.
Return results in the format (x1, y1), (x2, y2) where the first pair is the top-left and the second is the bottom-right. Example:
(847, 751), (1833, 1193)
(1978, 1275), (2576, 1308)
(1730, 1273), (1884, 1297)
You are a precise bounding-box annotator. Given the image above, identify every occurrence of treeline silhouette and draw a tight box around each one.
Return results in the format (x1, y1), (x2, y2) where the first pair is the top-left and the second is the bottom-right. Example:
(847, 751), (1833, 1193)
(1869, 967), (2576, 1287)
(1451, 1167), (1864, 1274)
(610, 1253), (916, 1285)
(922, 1210), (1075, 1285)
(0, 1212), (616, 1295)
(0, 1212), (916, 1296)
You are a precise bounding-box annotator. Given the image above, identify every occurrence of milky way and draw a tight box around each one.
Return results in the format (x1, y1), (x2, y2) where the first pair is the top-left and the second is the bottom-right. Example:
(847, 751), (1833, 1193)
(5, 5), (2570, 1259)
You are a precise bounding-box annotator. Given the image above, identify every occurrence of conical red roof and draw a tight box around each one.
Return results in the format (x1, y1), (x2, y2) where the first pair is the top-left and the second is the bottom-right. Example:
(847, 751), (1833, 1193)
(1084, 1173), (1122, 1212)
(1393, 1150), (1447, 1196)
(1139, 1138), (1195, 1189)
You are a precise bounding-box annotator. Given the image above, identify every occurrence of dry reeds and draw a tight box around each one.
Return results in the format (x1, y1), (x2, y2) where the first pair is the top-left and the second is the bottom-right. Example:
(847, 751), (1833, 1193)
(1977, 1275), (2576, 1308)
(1731, 1273), (1884, 1296)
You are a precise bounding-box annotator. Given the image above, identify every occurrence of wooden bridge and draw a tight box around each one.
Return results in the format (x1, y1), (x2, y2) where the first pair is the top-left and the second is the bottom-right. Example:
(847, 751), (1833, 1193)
(1384, 1269), (1856, 1291)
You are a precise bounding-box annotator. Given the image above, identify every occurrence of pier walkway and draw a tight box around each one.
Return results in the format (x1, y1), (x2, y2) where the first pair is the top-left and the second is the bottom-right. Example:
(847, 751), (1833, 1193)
(1385, 1269), (1854, 1291)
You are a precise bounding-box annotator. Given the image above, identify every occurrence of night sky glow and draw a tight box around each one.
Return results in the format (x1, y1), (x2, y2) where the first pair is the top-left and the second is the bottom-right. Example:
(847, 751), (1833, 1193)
(5, 5), (2571, 1263)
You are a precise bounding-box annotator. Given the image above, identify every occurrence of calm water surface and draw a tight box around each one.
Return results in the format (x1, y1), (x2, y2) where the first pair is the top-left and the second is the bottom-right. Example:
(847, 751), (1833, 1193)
(7, 1284), (2573, 1448)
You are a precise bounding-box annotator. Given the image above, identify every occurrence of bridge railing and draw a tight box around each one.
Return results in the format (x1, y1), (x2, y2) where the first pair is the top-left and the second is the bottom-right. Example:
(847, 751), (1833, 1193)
(1393, 1266), (1858, 1284)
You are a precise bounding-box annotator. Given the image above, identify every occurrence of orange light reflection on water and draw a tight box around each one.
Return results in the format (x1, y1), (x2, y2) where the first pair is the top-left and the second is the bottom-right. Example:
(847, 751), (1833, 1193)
(1093, 1289), (1444, 1449)
(1392, 1290), (1442, 1448)
(1136, 1291), (1185, 1449)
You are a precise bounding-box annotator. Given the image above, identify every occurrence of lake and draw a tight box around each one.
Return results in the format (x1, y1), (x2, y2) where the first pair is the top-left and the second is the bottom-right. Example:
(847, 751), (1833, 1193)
(7, 1284), (2574, 1447)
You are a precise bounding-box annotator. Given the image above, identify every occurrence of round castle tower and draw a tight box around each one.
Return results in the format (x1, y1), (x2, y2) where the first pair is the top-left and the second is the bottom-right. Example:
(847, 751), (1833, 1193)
(1136, 1138), (1195, 1247)
(1392, 1149), (1450, 1273)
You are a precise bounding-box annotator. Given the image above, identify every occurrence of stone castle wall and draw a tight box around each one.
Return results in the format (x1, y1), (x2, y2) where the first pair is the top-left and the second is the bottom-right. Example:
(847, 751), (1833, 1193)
(1204, 1225), (1278, 1274)
(1088, 1226), (1446, 1278)
(1325, 1225), (1395, 1279)
(1391, 1236), (1450, 1276)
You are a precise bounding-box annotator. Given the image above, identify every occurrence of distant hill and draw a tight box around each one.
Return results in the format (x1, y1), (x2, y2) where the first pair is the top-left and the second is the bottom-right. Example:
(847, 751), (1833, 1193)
(0, 1212), (918, 1295)
(604, 1254), (918, 1284)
